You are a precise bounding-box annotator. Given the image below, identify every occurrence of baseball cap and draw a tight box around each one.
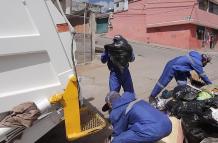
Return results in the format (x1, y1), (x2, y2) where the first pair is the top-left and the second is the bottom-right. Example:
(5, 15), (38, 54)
(102, 91), (121, 112)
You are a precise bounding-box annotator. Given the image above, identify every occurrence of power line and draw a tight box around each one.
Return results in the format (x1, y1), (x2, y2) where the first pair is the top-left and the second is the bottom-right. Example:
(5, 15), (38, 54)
(114, 5), (194, 17)
(145, 4), (199, 9)
(188, 2), (198, 20)
(112, 1), (199, 19)
(128, 4), (194, 10)
(127, 0), (196, 8)
(148, 6), (194, 15)
(146, 0), (196, 4)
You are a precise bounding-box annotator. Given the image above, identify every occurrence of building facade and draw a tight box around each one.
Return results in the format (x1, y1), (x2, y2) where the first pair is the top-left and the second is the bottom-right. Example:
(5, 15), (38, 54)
(108, 0), (147, 42)
(114, 0), (128, 12)
(108, 0), (218, 49)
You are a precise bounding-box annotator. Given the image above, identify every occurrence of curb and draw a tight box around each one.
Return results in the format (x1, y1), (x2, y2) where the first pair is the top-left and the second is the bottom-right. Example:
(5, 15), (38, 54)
(97, 36), (218, 55)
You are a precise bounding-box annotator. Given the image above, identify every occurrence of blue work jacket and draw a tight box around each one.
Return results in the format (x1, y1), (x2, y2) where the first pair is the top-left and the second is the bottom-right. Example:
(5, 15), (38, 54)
(171, 51), (212, 84)
(109, 92), (172, 143)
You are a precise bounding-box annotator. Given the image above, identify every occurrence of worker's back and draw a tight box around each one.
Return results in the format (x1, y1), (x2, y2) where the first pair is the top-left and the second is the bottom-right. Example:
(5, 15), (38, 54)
(109, 92), (172, 142)
(171, 51), (203, 72)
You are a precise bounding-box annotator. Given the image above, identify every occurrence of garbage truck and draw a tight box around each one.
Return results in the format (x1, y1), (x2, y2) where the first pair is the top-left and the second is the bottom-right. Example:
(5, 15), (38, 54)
(0, 0), (106, 142)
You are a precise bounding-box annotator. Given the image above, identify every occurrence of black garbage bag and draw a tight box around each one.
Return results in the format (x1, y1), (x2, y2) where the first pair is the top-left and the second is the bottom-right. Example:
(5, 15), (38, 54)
(166, 97), (218, 143)
(182, 115), (206, 143)
(166, 98), (218, 121)
(200, 137), (218, 143)
(104, 42), (133, 72)
(182, 115), (218, 143)
(204, 96), (218, 108)
(165, 100), (208, 119)
(172, 85), (200, 101)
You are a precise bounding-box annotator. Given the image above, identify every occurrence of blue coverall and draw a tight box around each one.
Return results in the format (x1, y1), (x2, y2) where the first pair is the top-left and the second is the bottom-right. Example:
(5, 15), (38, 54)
(151, 51), (212, 97)
(101, 50), (135, 92)
(109, 92), (172, 143)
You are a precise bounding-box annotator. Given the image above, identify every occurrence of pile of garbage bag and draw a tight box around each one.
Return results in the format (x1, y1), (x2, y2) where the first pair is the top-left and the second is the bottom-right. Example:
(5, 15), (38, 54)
(157, 84), (218, 143)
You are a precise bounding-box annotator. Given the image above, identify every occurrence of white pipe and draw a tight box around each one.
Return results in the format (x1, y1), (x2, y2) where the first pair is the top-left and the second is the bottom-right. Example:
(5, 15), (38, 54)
(35, 98), (51, 114)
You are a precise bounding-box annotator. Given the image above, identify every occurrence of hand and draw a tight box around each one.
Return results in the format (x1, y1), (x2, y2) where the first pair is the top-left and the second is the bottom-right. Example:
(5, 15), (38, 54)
(149, 96), (157, 108)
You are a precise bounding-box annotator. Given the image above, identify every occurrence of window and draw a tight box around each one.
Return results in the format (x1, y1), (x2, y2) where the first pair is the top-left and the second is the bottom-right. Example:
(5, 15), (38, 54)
(199, 0), (208, 11)
(116, 3), (119, 7)
(209, 1), (218, 15)
(196, 26), (205, 40)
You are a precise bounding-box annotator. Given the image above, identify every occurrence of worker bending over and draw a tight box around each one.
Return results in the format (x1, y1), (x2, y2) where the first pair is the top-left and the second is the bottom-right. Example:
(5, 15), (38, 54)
(102, 91), (172, 143)
(149, 51), (212, 105)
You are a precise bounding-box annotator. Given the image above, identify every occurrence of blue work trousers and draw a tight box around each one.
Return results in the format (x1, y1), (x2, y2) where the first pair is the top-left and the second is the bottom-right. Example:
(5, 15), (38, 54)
(109, 68), (134, 93)
(151, 61), (189, 97)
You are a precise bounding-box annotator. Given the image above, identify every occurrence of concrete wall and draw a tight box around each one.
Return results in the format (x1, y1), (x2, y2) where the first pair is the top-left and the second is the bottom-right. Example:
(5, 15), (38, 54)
(146, 0), (195, 28)
(147, 24), (191, 49)
(148, 24), (218, 49)
(114, 0), (125, 12)
(74, 33), (92, 64)
(108, 0), (146, 42)
(68, 14), (96, 63)
(146, 0), (218, 29)
(71, 1), (101, 13)
(193, 8), (218, 29)
(69, 16), (90, 33)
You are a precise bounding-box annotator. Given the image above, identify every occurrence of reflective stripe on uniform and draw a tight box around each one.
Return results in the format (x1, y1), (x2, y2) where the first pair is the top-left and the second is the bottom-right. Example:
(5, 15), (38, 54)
(186, 54), (195, 65)
(157, 81), (165, 89)
(125, 99), (141, 115)
(200, 72), (206, 77)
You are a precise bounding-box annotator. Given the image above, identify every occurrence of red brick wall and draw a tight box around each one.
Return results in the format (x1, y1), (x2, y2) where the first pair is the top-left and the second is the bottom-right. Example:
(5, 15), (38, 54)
(69, 17), (90, 33)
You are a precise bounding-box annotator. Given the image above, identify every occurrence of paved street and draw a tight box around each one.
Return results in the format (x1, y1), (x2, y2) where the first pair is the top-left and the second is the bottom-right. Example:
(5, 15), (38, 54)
(81, 36), (218, 109)
(37, 36), (218, 143)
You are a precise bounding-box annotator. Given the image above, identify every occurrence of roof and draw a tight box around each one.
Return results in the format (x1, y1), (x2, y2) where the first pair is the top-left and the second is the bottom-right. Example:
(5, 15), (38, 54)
(95, 13), (109, 19)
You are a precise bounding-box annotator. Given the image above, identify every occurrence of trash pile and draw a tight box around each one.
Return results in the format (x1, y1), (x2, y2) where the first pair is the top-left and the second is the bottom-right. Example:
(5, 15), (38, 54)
(157, 84), (218, 143)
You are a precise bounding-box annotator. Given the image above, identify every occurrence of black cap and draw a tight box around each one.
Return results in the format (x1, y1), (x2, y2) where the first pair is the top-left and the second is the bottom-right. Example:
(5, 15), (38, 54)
(102, 103), (110, 112)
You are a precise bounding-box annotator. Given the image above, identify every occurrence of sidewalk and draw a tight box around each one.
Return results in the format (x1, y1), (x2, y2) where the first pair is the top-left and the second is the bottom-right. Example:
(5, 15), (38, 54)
(96, 36), (218, 55)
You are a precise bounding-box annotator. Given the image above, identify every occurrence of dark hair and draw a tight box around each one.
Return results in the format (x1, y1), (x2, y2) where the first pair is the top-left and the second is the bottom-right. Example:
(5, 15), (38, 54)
(202, 54), (212, 67)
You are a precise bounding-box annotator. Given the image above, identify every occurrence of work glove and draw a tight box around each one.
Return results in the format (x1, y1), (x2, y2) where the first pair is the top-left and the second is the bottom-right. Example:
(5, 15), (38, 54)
(149, 96), (158, 108)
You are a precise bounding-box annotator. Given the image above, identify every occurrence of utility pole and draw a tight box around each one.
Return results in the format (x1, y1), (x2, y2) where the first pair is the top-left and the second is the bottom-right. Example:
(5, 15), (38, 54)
(83, 3), (86, 64)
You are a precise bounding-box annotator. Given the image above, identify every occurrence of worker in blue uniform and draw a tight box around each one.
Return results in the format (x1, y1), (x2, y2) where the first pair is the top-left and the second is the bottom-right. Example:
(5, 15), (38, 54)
(101, 35), (135, 93)
(149, 51), (212, 105)
(102, 91), (172, 143)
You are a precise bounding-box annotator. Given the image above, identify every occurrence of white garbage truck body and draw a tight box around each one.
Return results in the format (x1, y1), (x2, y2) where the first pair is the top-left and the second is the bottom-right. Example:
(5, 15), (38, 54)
(0, 0), (77, 142)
